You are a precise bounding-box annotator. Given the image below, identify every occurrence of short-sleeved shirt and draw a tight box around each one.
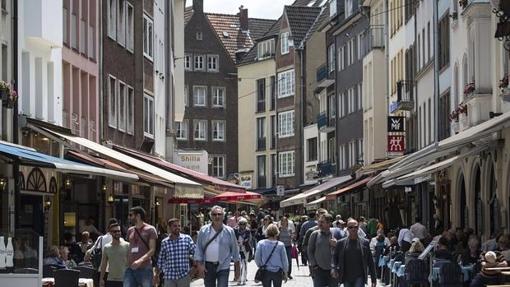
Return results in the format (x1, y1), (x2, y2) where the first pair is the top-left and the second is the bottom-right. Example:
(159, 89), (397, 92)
(103, 240), (130, 281)
(127, 223), (158, 268)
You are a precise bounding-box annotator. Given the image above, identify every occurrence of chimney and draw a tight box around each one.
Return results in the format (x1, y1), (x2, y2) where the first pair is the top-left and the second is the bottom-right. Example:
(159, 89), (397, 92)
(239, 6), (248, 31)
(193, 0), (203, 13)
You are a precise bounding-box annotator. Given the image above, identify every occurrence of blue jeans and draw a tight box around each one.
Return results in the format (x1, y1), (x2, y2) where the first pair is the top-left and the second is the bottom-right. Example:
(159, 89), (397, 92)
(312, 267), (337, 287)
(123, 266), (153, 287)
(204, 262), (229, 287)
(343, 276), (364, 287)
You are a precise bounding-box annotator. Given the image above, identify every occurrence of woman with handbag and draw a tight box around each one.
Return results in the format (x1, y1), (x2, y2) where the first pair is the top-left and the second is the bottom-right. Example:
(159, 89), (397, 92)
(278, 217), (294, 279)
(255, 224), (289, 287)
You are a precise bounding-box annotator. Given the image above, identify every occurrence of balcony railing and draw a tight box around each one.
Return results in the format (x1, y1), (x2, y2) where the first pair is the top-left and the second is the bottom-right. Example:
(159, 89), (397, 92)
(257, 137), (266, 151)
(317, 161), (335, 177)
(316, 64), (335, 89)
(317, 112), (336, 132)
(368, 27), (385, 50)
(393, 80), (414, 112)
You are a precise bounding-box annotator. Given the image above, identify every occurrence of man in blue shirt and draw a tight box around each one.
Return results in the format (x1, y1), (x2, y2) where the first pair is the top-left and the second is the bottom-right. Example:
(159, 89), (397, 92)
(194, 206), (240, 287)
(154, 218), (195, 287)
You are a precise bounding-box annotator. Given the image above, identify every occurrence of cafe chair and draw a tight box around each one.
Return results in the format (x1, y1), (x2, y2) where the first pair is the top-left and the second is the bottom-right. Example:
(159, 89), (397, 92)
(76, 265), (98, 287)
(439, 262), (463, 287)
(54, 268), (80, 287)
(42, 265), (56, 278)
(405, 258), (429, 287)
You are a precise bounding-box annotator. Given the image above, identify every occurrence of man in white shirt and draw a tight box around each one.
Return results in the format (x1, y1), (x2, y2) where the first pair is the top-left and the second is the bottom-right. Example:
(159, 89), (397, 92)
(397, 228), (413, 252)
(410, 217), (428, 240)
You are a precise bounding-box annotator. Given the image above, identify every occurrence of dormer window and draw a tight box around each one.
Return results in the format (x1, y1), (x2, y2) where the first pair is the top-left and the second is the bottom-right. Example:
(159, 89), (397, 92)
(281, 32), (290, 55)
(329, 0), (337, 17)
(345, 0), (354, 18)
(257, 39), (275, 60)
(196, 31), (203, 40)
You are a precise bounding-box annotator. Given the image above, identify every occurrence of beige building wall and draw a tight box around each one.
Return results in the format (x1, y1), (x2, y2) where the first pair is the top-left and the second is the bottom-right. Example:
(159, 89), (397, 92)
(238, 58), (276, 189)
(304, 25), (325, 125)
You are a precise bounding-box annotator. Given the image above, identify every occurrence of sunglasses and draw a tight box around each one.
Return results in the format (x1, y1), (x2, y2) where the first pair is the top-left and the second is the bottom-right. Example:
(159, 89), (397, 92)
(111, 230), (121, 233)
(211, 213), (223, 216)
(347, 226), (359, 229)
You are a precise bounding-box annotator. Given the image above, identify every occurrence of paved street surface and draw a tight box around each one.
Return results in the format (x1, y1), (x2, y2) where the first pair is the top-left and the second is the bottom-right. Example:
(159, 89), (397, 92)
(191, 259), (380, 286)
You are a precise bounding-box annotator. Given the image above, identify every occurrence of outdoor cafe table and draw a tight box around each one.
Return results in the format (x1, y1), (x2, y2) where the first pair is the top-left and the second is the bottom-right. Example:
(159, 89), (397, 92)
(42, 277), (94, 287)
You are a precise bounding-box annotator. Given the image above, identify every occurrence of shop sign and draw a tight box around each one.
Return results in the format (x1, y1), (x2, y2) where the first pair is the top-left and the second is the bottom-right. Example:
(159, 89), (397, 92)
(239, 174), (252, 189)
(276, 185), (285, 196)
(387, 116), (405, 132)
(173, 150), (209, 174)
(387, 135), (405, 154)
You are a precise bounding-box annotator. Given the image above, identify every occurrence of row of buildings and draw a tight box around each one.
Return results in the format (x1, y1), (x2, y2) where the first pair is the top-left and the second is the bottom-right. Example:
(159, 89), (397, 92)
(226, 0), (510, 238)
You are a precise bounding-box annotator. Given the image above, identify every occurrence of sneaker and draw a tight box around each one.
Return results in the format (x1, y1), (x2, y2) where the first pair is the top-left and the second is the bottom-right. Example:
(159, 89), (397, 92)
(288, 275), (293, 280)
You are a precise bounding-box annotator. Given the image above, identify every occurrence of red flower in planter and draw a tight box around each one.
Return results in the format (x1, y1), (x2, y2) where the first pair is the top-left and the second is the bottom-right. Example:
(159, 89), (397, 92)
(464, 82), (475, 95)
(500, 74), (509, 89)
(0, 81), (17, 108)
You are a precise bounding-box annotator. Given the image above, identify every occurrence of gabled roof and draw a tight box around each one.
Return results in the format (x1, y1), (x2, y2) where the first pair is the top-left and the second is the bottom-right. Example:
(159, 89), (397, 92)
(184, 7), (276, 63)
(302, 4), (329, 46)
(284, 6), (322, 47)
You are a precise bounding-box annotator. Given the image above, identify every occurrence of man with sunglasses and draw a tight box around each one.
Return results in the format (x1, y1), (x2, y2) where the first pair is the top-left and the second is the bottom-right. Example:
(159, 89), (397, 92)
(308, 214), (338, 287)
(100, 223), (129, 287)
(333, 219), (376, 287)
(194, 205), (240, 287)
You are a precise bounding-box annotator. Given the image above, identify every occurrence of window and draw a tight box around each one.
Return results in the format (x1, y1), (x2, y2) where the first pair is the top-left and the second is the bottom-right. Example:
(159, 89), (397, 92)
(278, 69), (295, 98)
(278, 151), (295, 177)
(176, 120), (188, 140)
(357, 139), (363, 163)
(143, 14), (153, 60)
(108, 75), (117, 128)
(1, 44), (7, 81)
(211, 155), (225, 178)
(345, 0), (354, 18)
(143, 94), (154, 137)
(193, 86), (207, 107)
(212, 121), (225, 141)
(280, 32), (289, 55)
(439, 16), (450, 69)
(117, 0), (126, 46)
(338, 46), (344, 70)
(427, 22), (431, 61)
(207, 54), (219, 72)
(349, 141), (356, 167)
(184, 85), (189, 107)
(194, 55), (205, 71)
(257, 78), (266, 112)
(196, 31), (203, 40)
(339, 144), (346, 170)
(257, 117), (266, 150)
(107, 0), (117, 39)
(127, 86), (134, 134)
(184, 54), (192, 70)
(211, 87), (225, 107)
(270, 76), (276, 110)
(194, 120), (207, 141)
(257, 155), (267, 188)
(118, 81), (126, 131)
(328, 44), (336, 72)
(270, 115), (276, 149)
(126, 2), (134, 51)
(258, 39), (275, 59)
(357, 33), (363, 60)
(339, 92), (345, 117)
(278, 110), (294, 138)
(307, 138), (318, 161)
(330, 0), (337, 17)
(357, 83), (362, 110)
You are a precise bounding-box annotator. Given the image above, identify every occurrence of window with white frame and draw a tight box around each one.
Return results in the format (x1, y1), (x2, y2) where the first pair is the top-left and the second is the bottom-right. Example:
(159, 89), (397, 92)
(127, 86), (134, 134)
(207, 54), (219, 72)
(194, 120), (207, 141)
(211, 155), (225, 178)
(278, 69), (295, 98)
(107, 0), (117, 39)
(257, 39), (275, 59)
(278, 151), (295, 177)
(126, 2), (134, 51)
(117, 0), (126, 46)
(328, 44), (336, 72)
(338, 46), (344, 71)
(212, 121), (225, 141)
(108, 75), (117, 128)
(357, 33), (363, 60)
(212, 87), (225, 107)
(194, 55), (205, 71)
(143, 14), (153, 60)
(143, 94), (154, 137)
(196, 31), (203, 40)
(281, 32), (289, 55)
(184, 85), (189, 107)
(357, 139), (363, 162)
(278, 110), (294, 138)
(357, 83), (362, 110)
(339, 144), (346, 170)
(176, 120), (188, 140)
(339, 92), (345, 117)
(193, 86), (207, 107)
(349, 141), (356, 167)
(330, 0), (337, 17)
(184, 54), (192, 70)
(118, 81), (126, 131)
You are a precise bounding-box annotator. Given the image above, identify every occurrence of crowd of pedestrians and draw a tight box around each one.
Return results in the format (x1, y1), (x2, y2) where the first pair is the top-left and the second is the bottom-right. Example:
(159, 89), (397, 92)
(41, 206), (510, 287)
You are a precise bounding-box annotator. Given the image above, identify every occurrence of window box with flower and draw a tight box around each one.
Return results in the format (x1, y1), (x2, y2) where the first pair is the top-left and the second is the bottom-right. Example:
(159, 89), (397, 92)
(0, 81), (18, 108)
(459, 0), (468, 9)
(463, 82), (475, 97)
(449, 103), (468, 122)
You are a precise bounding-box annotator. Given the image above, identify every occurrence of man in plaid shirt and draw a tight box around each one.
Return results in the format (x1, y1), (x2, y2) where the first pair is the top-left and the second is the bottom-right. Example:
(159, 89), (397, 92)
(154, 218), (196, 287)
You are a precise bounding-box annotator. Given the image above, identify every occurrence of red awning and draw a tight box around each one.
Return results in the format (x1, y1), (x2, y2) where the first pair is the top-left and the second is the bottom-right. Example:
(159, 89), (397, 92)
(113, 145), (245, 193)
(325, 177), (373, 200)
(210, 191), (261, 202)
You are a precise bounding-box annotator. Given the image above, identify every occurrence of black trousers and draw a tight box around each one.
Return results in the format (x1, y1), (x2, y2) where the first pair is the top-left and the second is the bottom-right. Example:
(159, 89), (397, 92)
(262, 270), (283, 287)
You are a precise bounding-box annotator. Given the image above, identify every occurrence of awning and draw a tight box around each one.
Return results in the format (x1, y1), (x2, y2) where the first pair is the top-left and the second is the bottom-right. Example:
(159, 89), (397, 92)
(357, 157), (404, 176)
(393, 155), (460, 184)
(306, 196), (326, 206)
(0, 141), (138, 182)
(369, 112), (510, 187)
(209, 191), (262, 202)
(112, 145), (245, 193)
(33, 127), (204, 200)
(280, 175), (351, 208)
(326, 176), (373, 200)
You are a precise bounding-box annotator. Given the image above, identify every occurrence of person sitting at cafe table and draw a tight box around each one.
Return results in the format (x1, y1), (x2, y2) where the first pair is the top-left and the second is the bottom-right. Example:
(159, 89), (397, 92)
(43, 245), (67, 269)
(460, 236), (481, 266)
(59, 246), (78, 269)
(470, 251), (508, 287)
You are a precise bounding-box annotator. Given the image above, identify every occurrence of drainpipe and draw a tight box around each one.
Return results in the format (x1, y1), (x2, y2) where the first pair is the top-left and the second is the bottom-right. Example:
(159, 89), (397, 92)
(11, 0), (19, 236)
(433, 0), (439, 145)
(99, 0), (104, 142)
(299, 47), (305, 186)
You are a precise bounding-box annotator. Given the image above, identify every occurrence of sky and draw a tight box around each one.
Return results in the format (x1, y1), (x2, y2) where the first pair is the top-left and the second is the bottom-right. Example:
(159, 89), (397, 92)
(186, 0), (296, 19)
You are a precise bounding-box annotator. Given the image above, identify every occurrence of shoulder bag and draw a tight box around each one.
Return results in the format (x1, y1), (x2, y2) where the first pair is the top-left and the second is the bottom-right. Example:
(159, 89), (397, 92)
(90, 236), (103, 269)
(254, 241), (279, 283)
(134, 225), (158, 267)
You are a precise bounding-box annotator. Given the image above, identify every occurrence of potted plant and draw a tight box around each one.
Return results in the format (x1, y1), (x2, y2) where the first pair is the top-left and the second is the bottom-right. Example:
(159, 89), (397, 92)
(459, 0), (468, 9)
(449, 109), (459, 122)
(0, 81), (18, 108)
(464, 82), (475, 96)
(500, 74), (509, 89)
